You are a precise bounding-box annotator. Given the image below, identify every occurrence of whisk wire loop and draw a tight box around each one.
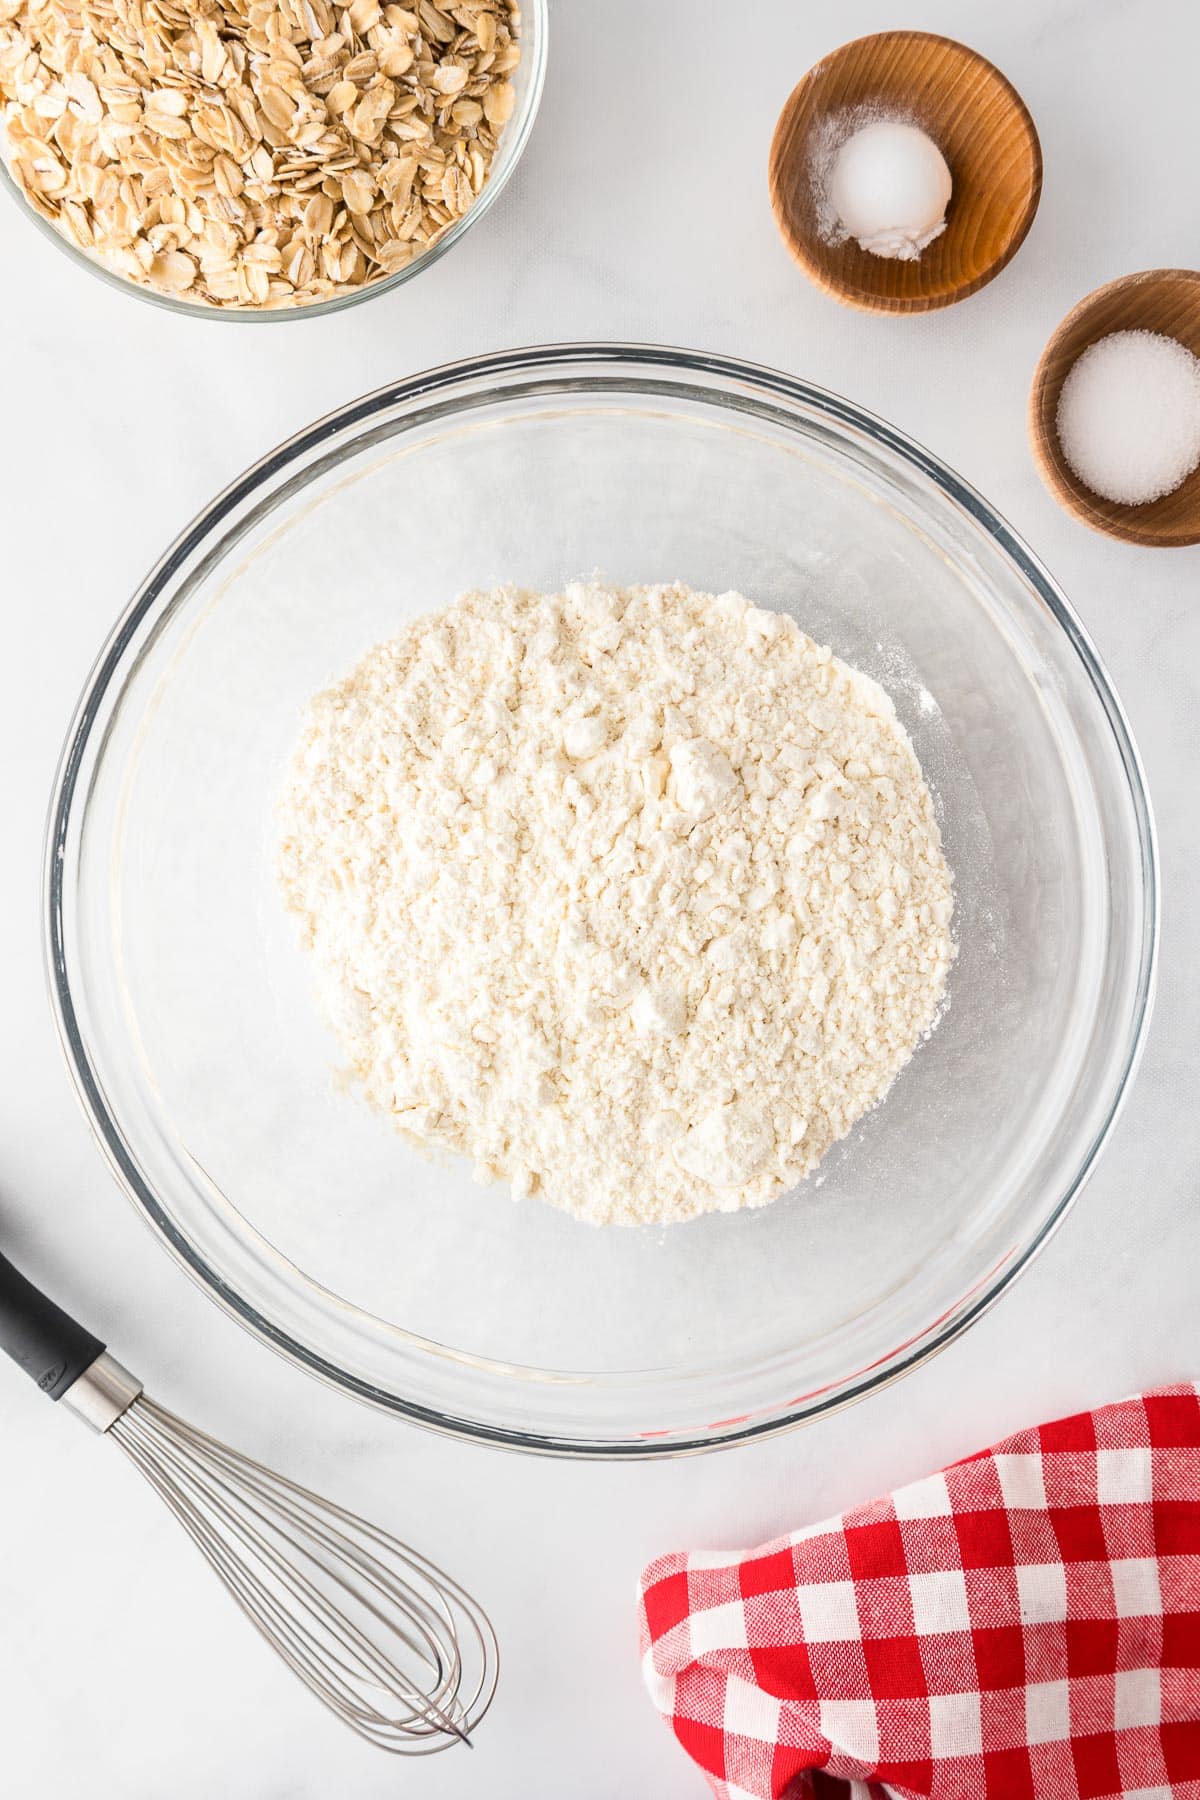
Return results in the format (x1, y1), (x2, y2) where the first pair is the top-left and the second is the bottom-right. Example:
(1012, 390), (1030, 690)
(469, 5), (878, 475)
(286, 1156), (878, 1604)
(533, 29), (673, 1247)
(110, 1394), (498, 1752)
(118, 1405), (457, 1733)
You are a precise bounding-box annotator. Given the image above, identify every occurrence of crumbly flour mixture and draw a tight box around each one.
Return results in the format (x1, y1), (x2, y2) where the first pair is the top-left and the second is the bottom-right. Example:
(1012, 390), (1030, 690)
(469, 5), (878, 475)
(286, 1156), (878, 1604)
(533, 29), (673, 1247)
(279, 582), (954, 1226)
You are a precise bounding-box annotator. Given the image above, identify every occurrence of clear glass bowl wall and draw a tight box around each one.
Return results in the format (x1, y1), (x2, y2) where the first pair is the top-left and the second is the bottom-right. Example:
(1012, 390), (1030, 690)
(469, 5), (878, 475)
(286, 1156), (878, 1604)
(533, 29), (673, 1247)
(0, 0), (546, 320)
(49, 346), (1157, 1454)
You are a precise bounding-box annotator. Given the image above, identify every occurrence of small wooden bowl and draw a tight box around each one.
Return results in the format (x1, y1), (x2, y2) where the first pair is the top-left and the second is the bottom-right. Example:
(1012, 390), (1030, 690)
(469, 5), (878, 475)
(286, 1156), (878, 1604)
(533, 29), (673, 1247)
(768, 30), (1042, 314)
(1029, 269), (1200, 547)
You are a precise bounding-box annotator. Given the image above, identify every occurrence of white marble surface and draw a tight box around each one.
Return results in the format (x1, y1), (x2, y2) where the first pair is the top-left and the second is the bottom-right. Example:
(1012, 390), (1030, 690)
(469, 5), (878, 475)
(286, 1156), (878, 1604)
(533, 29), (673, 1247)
(1, 1), (1197, 1793)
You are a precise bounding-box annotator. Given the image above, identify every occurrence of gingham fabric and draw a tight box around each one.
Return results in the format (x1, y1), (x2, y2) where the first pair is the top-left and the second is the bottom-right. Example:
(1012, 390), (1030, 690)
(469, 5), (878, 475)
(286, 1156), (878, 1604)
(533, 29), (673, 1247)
(640, 1388), (1200, 1799)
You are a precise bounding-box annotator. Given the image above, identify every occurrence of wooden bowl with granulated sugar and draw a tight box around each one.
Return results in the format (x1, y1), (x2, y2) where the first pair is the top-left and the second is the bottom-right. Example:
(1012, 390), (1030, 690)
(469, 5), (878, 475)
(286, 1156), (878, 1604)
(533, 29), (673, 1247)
(768, 30), (1042, 313)
(1030, 269), (1200, 547)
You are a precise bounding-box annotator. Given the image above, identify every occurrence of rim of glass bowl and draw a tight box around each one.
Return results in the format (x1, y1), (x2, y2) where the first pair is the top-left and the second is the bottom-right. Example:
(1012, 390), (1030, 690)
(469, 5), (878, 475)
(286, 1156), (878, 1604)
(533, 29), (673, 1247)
(45, 344), (1160, 1457)
(0, 0), (546, 322)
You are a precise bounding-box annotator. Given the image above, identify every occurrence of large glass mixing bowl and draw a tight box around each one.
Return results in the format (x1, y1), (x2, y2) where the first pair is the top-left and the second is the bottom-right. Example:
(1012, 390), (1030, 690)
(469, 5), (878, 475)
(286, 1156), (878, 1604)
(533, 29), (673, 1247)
(47, 345), (1157, 1456)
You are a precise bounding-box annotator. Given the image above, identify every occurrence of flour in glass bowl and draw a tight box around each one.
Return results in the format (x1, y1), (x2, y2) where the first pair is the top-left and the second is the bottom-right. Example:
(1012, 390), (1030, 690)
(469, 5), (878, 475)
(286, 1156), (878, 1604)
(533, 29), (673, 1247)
(278, 581), (955, 1227)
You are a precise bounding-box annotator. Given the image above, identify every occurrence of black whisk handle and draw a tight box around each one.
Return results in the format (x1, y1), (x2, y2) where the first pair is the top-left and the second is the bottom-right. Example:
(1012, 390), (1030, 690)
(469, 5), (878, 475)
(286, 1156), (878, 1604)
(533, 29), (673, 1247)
(0, 1249), (104, 1400)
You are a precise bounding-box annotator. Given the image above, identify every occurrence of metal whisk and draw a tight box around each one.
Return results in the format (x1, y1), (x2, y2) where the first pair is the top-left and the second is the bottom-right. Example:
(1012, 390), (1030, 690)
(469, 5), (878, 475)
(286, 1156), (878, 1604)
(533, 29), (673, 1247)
(0, 1247), (497, 1753)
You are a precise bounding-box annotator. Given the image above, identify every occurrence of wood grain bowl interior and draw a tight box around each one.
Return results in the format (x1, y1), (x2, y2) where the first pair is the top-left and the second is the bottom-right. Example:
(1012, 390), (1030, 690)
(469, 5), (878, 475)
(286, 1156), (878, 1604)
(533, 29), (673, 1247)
(1029, 269), (1200, 548)
(769, 30), (1042, 314)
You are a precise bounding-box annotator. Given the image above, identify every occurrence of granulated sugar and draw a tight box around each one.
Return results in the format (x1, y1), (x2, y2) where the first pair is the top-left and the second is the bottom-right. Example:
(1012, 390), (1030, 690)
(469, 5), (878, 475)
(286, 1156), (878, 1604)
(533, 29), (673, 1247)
(1056, 329), (1200, 506)
(279, 582), (955, 1228)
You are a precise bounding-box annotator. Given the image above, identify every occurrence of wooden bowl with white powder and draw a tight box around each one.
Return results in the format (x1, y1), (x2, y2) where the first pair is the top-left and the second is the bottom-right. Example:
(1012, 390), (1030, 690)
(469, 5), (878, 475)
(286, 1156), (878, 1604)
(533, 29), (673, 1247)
(1030, 269), (1200, 548)
(768, 30), (1042, 314)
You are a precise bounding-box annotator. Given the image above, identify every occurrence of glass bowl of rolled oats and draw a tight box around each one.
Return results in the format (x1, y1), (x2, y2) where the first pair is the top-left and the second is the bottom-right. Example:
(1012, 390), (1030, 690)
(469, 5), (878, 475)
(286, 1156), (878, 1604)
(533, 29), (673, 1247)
(0, 0), (544, 315)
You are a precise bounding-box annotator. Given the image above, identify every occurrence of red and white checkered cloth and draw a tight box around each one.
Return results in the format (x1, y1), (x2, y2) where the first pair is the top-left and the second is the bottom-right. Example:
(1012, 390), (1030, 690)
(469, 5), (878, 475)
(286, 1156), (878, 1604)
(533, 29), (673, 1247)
(640, 1388), (1200, 1799)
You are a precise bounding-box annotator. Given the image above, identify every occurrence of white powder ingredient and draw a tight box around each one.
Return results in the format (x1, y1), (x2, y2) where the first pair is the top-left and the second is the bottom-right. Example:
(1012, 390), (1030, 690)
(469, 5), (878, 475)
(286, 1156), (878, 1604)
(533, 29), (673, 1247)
(826, 120), (951, 260)
(1056, 329), (1200, 506)
(278, 582), (955, 1228)
(813, 109), (951, 260)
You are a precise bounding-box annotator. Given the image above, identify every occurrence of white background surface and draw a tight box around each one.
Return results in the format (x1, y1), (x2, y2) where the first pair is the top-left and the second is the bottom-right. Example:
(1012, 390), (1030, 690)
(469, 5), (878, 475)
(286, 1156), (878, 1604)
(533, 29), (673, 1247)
(1, 1), (1197, 1793)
